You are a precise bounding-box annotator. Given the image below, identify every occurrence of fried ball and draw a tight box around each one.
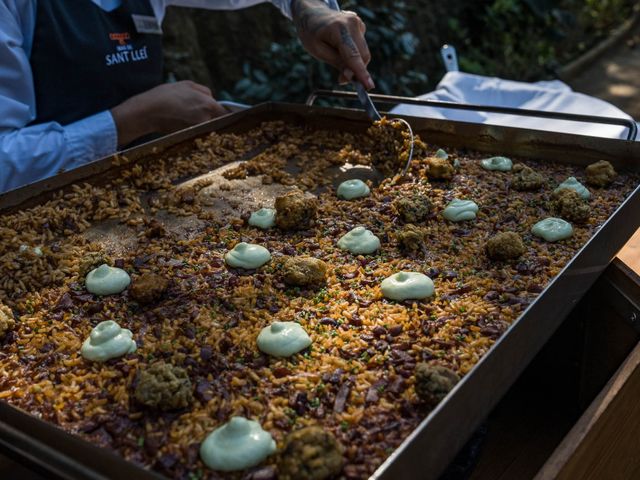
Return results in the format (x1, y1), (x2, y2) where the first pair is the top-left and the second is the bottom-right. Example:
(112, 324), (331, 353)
(396, 224), (427, 253)
(585, 160), (616, 187)
(425, 156), (455, 181)
(0, 304), (15, 339)
(129, 272), (169, 304)
(551, 188), (590, 224)
(278, 426), (344, 480)
(512, 164), (545, 191)
(414, 363), (460, 405)
(134, 362), (193, 410)
(392, 193), (432, 223)
(79, 252), (113, 278)
(485, 232), (526, 261)
(282, 256), (327, 287)
(275, 189), (318, 231)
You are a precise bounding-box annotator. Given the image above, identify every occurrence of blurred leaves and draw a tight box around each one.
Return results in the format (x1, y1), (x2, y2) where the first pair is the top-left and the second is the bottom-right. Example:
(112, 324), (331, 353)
(167, 0), (636, 104)
(448, 0), (636, 81)
(220, 1), (427, 104)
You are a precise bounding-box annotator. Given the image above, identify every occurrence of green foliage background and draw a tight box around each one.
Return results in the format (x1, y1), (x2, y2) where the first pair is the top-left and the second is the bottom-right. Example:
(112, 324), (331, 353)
(162, 0), (637, 104)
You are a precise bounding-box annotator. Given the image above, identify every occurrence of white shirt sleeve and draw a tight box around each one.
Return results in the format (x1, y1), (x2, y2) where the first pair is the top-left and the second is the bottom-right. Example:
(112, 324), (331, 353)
(0, 0), (118, 193)
(156, 1), (295, 21)
(154, 0), (338, 22)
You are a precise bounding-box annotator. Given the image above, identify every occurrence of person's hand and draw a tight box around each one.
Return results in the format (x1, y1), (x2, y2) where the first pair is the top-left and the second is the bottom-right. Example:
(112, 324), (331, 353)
(292, 0), (373, 89)
(110, 81), (227, 147)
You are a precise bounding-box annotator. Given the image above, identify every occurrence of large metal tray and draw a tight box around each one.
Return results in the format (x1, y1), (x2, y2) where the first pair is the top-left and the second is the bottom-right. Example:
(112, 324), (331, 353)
(1, 102), (639, 480)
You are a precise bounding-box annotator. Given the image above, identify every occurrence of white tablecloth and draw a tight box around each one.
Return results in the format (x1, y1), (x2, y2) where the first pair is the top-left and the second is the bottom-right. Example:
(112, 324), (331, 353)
(391, 72), (637, 140)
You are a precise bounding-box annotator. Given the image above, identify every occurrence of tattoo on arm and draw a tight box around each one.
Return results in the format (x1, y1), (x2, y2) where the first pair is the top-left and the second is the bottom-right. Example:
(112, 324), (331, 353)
(292, 0), (335, 34)
(339, 25), (359, 57)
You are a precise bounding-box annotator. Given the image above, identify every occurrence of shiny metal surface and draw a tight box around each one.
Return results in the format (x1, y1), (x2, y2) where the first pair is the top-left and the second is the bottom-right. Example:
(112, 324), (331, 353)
(306, 89), (639, 141)
(1, 102), (639, 480)
(354, 82), (382, 121)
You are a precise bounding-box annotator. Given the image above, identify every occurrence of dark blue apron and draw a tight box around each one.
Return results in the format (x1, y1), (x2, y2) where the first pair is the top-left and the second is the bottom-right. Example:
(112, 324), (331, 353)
(29, 0), (164, 126)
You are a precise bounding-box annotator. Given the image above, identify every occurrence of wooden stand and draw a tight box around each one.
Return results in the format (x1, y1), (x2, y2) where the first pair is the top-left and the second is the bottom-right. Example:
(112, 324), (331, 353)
(469, 258), (640, 480)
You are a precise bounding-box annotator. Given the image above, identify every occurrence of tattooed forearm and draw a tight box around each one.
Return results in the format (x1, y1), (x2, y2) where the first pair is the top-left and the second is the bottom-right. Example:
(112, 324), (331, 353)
(291, 0), (373, 88)
(292, 0), (334, 34)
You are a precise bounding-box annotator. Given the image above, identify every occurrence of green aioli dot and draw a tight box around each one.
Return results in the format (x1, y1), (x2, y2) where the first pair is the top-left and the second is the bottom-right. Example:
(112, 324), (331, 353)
(81, 320), (137, 362)
(442, 199), (479, 222)
(225, 243), (271, 269)
(200, 417), (276, 471)
(337, 227), (381, 255)
(248, 208), (276, 229)
(531, 217), (573, 242)
(257, 321), (312, 357)
(381, 272), (435, 301)
(481, 156), (513, 172)
(337, 179), (371, 200)
(85, 264), (131, 296)
(554, 177), (590, 200)
(435, 149), (448, 160)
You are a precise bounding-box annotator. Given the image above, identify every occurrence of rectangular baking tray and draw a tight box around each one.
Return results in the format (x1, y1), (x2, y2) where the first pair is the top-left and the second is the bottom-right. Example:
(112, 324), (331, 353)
(1, 102), (639, 480)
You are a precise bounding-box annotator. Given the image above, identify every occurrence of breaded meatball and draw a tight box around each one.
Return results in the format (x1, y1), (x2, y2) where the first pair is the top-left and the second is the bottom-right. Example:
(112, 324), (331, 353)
(485, 232), (526, 261)
(414, 363), (460, 405)
(129, 273), (169, 304)
(79, 252), (113, 278)
(396, 224), (427, 253)
(426, 156), (455, 181)
(551, 188), (590, 224)
(275, 189), (318, 231)
(0, 304), (15, 339)
(392, 193), (432, 223)
(278, 426), (344, 480)
(512, 164), (545, 191)
(134, 362), (193, 410)
(585, 160), (616, 187)
(282, 256), (327, 287)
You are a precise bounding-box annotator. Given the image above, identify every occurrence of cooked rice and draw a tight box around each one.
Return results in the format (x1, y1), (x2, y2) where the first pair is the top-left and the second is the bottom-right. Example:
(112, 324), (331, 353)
(0, 119), (637, 480)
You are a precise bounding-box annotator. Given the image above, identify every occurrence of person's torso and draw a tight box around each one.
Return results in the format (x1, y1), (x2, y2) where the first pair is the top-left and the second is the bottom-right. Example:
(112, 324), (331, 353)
(29, 0), (164, 125)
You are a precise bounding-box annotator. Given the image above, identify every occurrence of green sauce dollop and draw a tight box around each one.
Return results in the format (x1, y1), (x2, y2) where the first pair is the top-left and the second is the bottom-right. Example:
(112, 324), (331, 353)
(200, 417), (276, 471)
(257, 321), (312, 357)
(435, 149), (449, 160)
(442, 199), (479, 222)
(481, 156), (513, 172)
(81, 320), (137, 362)
(554, 177), (590, 200)
(248, 208), (276, 229)
(531, 217), (573, 242)
(337, 227), (381, 255)
(225, 243), (271, 269)
(381, 272), (435, 301)
(337, 179), (371, 200)
(85, 264), (131, 296)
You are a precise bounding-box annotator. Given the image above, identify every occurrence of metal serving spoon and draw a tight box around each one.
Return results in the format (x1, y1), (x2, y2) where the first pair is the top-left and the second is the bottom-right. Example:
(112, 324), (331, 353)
(354, 82), (416, 176)
(327, 0), (415, 188)
(331, 81), (416, 188)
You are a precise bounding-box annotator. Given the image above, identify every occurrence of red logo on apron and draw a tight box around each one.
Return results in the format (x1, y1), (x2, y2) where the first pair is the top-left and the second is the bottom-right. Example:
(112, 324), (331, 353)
(109, 32), (131, 46)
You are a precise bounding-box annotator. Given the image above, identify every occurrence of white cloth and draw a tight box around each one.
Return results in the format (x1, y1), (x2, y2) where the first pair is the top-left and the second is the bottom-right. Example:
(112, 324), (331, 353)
(392, 72), (636, 140)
